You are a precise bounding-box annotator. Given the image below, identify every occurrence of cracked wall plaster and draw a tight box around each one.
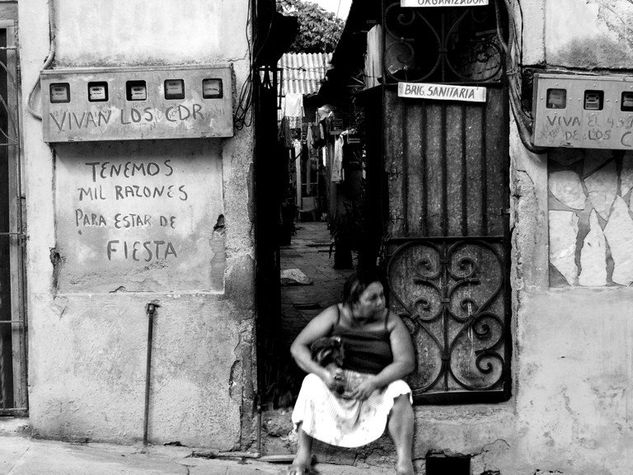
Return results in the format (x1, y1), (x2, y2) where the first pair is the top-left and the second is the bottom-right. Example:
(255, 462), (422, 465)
(549, 171), (585, 210)
(585, 159), (617, 221)
(549, 210), (579, 285)
(604, 196), (633, 285)
(579, 210), (607, 286)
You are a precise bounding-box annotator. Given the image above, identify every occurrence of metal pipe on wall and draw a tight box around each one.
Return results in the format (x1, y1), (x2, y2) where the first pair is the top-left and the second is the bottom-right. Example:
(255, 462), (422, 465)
(143, 302), (160, 446)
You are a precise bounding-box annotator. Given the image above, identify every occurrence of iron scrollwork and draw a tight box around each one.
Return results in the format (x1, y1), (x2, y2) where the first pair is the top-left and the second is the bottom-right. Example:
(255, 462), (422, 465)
(387, 237), (510, 403)
(383, 1), (505, 85)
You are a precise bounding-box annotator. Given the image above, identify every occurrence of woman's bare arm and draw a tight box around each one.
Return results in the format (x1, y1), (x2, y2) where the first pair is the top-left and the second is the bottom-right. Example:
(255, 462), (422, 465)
(290, 305), (340, 388)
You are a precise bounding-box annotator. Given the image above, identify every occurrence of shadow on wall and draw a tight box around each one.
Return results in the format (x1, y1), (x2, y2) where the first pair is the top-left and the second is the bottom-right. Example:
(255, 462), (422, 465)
(549, 36), (633, 69)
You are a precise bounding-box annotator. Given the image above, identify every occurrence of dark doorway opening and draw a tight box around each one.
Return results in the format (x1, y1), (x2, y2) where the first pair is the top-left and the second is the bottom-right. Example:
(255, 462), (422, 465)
(426, 454), (471, 475)
(0, 18), (27, 416)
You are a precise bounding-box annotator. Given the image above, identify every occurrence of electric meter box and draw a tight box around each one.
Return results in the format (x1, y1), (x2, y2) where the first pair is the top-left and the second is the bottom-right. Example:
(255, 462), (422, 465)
(532, 73), (633, 150)
(41, 65), (234, 142)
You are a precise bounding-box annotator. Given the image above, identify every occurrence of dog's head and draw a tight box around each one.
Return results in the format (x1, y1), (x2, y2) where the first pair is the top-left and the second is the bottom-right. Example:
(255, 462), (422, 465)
(310, 336), (345, 367)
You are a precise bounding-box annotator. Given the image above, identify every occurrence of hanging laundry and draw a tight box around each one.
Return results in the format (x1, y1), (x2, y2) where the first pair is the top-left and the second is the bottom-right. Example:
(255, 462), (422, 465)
(293, 139), (302, 160)
(284, 93), (304, 129)
(294, 141), (303, 207)
(365, 25), (383, 88)
(306, 125), (318, 159)
(331, 134), (344, 183)
(316, 105), (333, 122)
(278, 117), (293, 149)
(306, 125), (313, 151)
(311, 124), (323, 148)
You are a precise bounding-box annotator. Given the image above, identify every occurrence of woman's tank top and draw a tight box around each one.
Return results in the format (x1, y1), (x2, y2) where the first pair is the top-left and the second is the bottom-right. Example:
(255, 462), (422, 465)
(331, 305), (393, 375)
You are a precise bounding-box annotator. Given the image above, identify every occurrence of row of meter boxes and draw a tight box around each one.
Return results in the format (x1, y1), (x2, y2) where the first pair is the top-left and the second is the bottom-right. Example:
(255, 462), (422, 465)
(532, 73), (633, 150)
(49, 78), (224, 103)
(41, 65), (234, 142)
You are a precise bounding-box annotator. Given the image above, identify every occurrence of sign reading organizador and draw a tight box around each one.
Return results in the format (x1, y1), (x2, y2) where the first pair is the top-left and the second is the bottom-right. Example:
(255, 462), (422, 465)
(401, 0), (488, 6)
(398, 82), (487, 103)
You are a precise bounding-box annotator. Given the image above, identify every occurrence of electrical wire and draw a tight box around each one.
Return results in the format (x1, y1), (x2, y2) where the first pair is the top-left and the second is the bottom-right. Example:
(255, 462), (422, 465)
(501, 0), (547, 154)
(234, 0), (255, 130)
(26, 0), (57, 121)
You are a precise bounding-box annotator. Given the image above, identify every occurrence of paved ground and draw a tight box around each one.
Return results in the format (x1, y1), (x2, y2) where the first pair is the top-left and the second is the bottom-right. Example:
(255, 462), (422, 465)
(279, 220), (354, 349)
(264, 221), (356, 407)
(0, 223), (379, 475)
(0, 435), (394, 474)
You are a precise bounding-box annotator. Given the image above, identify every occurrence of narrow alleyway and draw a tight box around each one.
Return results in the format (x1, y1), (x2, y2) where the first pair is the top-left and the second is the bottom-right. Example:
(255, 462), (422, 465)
(267, 221), (354, 408)
(280, 221), (353, 347)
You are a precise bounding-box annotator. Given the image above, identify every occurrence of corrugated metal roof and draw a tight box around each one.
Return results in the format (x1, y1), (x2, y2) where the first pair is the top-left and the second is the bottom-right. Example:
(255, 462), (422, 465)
(278, 52), (332, 96)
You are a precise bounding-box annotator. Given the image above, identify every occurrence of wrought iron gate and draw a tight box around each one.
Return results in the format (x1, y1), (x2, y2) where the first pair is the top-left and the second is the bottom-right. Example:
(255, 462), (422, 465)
(381, 1), (511, 404)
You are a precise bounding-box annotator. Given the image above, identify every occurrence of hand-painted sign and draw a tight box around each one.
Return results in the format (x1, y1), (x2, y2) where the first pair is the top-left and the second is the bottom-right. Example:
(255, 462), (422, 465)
(41, 65), (234, 142)
(398, 82), (487, 103)
(401, 0), (488, 7)
(55, 152), (225, 292)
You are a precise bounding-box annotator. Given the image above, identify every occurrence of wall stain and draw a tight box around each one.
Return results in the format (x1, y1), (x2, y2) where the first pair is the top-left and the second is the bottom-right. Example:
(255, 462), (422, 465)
(549, 35), (632, 69)
(49, 247), (64, 290)
(228, 359), (241, 401)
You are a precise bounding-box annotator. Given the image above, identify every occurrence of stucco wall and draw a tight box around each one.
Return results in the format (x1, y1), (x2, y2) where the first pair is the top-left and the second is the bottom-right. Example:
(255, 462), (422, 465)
(406, 2), (633, 472)
(19, 0), (256, 448)
(486, 2), (633, 472)
(504, 122), (633, 474)
(514, 0), (633, 69)
(545, 0), (633, 69)
(408, 122), (633, 475)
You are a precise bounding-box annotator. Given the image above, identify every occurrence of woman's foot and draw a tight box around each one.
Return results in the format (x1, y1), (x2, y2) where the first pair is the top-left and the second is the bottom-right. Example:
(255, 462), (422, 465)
(286, 465), (320, 475)
(395, 459), (414, 475)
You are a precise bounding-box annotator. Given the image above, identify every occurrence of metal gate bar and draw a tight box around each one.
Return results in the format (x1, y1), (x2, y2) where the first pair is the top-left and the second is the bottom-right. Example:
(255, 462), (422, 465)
(0, 21), (26, 416)
(386, 236), (510, 404)
(380, 0), (510, 404)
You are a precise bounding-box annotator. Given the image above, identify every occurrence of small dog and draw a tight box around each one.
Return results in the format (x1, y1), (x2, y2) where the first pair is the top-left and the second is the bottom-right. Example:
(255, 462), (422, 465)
(310, 336), (346, 395)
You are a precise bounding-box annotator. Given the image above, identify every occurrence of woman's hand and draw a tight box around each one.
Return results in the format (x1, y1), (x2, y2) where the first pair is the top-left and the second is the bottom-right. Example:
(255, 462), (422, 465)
(322, 365), (344, 391)
(350, 377), (378, 400)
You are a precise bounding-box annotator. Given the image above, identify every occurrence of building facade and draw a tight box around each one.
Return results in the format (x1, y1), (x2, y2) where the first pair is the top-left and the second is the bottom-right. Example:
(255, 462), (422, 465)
(1, 0), (261, 450)
(315, 0), (633, 473)
(1, 0), (633, 474)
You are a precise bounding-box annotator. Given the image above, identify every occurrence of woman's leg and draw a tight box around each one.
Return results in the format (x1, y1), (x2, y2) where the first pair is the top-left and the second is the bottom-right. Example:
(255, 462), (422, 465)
(387, 394), (415, 475)
(291, 423), (313, 470)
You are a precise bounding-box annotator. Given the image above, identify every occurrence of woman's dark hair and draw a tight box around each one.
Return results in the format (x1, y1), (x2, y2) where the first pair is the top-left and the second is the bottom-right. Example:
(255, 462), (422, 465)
(342, 269), (384, 306)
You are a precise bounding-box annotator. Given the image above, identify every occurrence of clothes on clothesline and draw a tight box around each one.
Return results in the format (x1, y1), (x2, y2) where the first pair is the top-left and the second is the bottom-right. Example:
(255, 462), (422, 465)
(365, 25), (383, 89)
(284, 93), (304, 128)
(331, 134), (344, 183)
(293, 139), (302, 160)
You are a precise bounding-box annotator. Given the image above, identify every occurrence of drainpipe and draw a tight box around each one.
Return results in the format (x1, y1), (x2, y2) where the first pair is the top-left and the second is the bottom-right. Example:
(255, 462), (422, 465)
(143, 301), (160, 446)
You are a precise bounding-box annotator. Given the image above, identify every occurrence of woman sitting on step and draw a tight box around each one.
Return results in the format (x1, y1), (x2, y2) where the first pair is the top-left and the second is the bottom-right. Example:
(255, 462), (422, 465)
(288, 271), (416, 475)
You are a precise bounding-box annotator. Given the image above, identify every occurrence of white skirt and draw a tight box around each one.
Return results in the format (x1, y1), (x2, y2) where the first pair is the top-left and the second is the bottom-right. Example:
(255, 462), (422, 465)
(291, 371), (412, 448)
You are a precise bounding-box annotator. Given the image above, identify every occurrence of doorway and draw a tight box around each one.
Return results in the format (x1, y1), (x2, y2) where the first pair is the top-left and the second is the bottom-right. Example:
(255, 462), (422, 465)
(0, 15), (27, 416)
(381, 1), (512, 404)
(256, 114), (363, 409)
(255, 64), (371, 409)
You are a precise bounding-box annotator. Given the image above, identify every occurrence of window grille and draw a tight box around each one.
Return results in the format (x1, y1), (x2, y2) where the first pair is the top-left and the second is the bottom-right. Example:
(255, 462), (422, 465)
(382, 0), (506, 85)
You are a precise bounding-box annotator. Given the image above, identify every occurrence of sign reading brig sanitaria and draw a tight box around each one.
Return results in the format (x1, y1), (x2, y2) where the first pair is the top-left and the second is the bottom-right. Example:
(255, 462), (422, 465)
(400, 0), (488, 6)
(398, 82), (487, 103)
